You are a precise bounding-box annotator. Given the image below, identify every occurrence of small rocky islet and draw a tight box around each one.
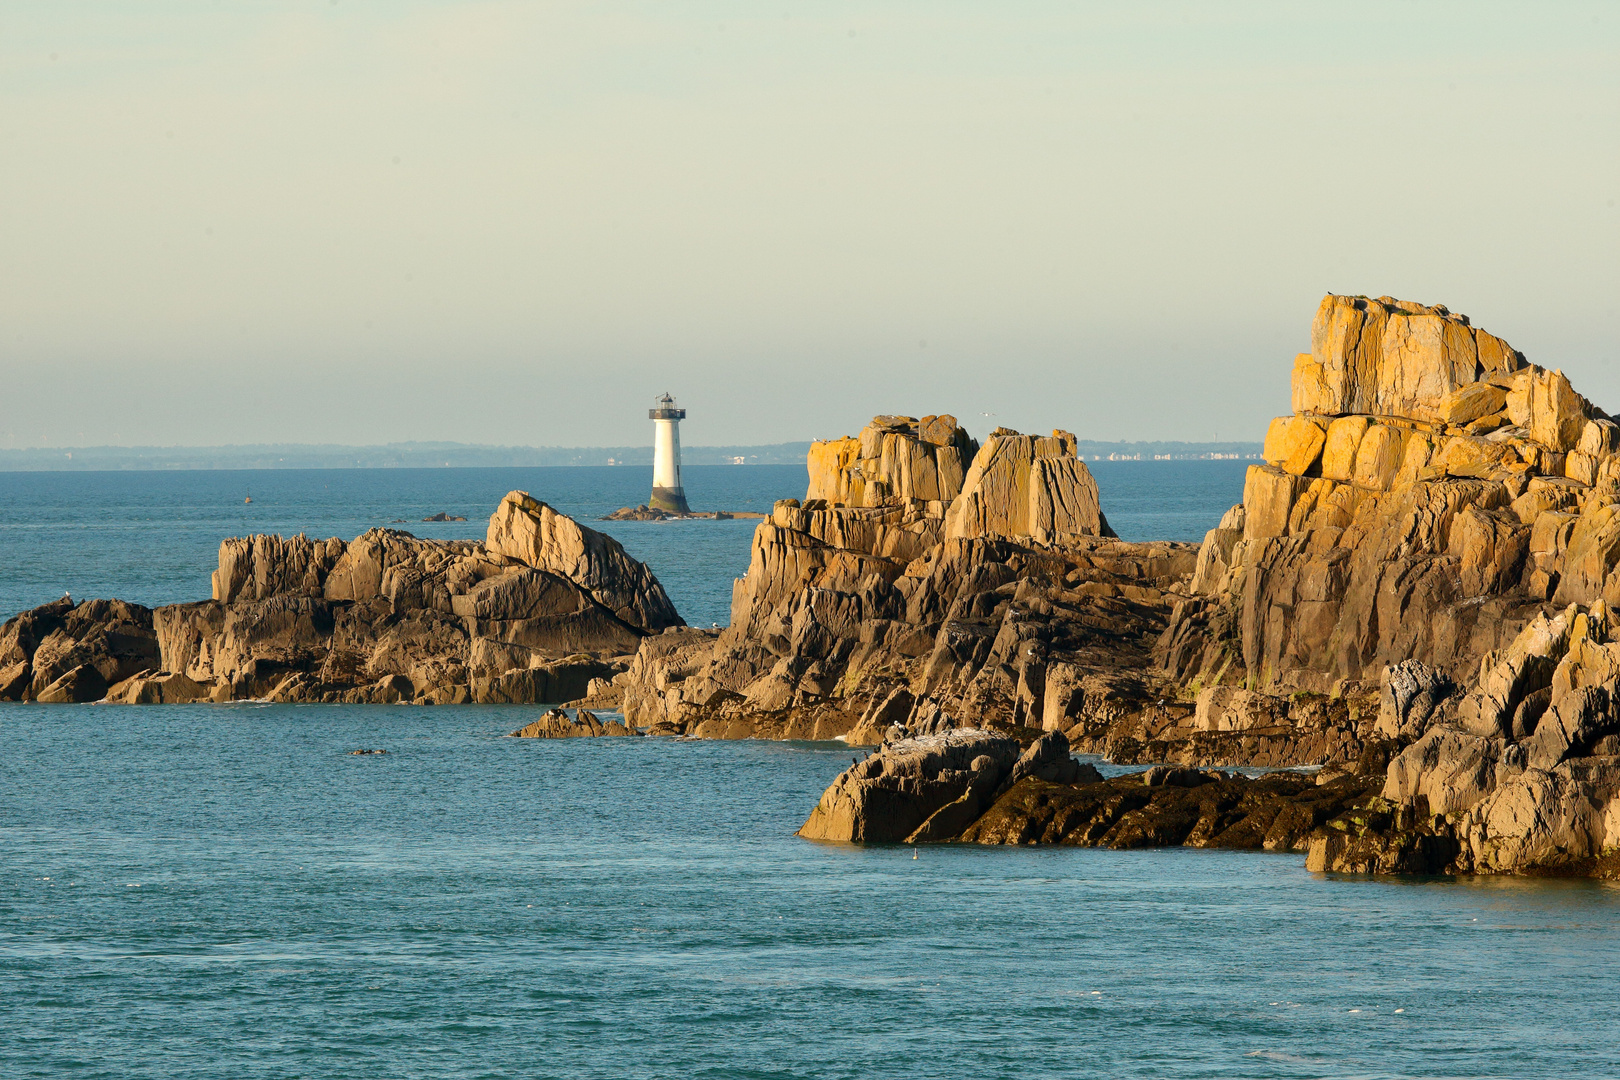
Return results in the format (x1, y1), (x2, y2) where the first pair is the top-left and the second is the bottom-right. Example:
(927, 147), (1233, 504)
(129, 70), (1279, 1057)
(6, 292), (1620, 879)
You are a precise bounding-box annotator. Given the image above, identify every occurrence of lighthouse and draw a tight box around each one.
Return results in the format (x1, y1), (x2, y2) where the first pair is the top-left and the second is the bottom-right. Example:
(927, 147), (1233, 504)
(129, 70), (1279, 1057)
(648, 392), (690, 513)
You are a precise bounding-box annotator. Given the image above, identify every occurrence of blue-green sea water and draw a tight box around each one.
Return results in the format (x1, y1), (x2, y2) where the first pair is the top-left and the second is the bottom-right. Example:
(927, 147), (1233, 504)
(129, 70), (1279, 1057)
(0, 461), (1248, 626)
(5, 463), (1619, 1078)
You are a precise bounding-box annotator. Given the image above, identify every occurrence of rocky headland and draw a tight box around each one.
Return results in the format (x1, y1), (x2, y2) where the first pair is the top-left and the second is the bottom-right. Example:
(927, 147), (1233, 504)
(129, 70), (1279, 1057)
(574, 295), (1620, 877)
(0, 491), (680, 705)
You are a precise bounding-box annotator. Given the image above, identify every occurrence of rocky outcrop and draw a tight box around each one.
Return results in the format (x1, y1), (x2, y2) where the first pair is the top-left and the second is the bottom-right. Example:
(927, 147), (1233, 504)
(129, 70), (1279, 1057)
(0, 597), (161, 703)
(596, 406), (1382, 773)
(602, 411), (1190, 754)
(798, 726), (1382, 850)
(511, 707), (639, 738)
(0, 492), (680, 705)
(1308, 602), (1620, 876)
(781, 295), (1620, 878)
(797, 729), (1027, 843)
(486, 491), (682, 632)
(601, 506), (766, 521)
(805, 414), (979, 507)
(961, 770), (1380, 851)
(1161, 294), (1616, 702)
(945, 428), (1112, 544)
(1158, 295), (1620, 876)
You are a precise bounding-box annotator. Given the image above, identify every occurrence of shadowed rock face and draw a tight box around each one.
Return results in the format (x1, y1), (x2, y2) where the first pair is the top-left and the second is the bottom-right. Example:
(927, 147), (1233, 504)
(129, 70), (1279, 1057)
(797, 726), (1382, 851)
(487, 491), (682, 632)
(0, 493), (680, 705)
(797, 730), (1024, 843)
(1303, 601), (1620, 877)
(511, 707), (638, 739)
(0, 598), (160, 704)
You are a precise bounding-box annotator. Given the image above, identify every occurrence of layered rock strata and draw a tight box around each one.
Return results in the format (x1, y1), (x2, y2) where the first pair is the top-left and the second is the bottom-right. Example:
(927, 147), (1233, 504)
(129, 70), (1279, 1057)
(0, 492), (679, 705)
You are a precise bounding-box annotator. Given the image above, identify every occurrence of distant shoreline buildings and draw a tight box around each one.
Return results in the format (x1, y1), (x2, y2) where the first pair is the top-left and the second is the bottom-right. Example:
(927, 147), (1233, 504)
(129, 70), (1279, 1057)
(0, 441), (1263, 471)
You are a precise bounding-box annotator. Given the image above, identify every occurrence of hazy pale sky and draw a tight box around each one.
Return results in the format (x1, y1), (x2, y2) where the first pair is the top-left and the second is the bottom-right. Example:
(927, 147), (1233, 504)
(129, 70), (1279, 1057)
(3, 1), (1616, 450)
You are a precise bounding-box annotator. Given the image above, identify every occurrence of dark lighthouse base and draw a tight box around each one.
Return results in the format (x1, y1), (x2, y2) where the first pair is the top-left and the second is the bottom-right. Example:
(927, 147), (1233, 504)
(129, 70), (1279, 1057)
(649, 486), (691, 514)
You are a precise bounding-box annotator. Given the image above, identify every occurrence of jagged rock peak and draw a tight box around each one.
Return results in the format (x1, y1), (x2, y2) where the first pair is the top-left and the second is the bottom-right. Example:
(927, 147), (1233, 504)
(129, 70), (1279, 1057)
(806, 414), (979, 507)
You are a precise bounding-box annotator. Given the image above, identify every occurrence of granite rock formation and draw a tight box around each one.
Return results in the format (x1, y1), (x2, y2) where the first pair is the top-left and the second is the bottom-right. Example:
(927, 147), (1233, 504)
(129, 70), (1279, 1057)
(0, 598), (160, 703)
(1162, 294), (1615, 699)
(597, 413), (1238, 759)
(512, 707), (640, 738)
(1307, 601), (1620, 876)
(0, 492), (679, 705)
(778, 296), (1620, 876)
(596, 408), (1378, 773)
(1139, 294), (1620, 874)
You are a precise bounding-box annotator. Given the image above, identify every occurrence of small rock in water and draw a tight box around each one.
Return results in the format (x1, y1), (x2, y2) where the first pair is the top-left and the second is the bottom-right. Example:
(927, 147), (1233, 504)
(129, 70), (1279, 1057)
(349, 748), (387, 755)
(421, 512), (467, 522)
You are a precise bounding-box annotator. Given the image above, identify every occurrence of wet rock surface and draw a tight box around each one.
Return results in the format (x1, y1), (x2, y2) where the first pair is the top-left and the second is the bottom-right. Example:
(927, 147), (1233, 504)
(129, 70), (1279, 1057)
(797, 727), (1381, 852)
(511, 707), (640, 739)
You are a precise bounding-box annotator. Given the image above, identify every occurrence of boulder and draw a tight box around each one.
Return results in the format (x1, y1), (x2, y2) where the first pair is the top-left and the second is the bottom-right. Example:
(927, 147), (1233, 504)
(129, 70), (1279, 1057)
(1007, 730), (1091, 787)
(486, 491), (682, 632)
(796, 730), (1021, 842)
(1263, 416), (1328, 476)
(1375, 659), (1454, 741)
(805, 415), (977, 508)
(1382, 726), (1503, 816)
(1526, 369), (1589, 453)
(105, 670), (210, 704)
(1438, 382), (1508, 426)
(1352, 424), (1407, 490)
(1320, 416), (1372, 482)
(1241, 465), (1306, 540)
(34, 664), (109, 704)
(1194, 686), (1286, 732)
(945, 430), (1108, 544)
(1294, 294), (1517, 422)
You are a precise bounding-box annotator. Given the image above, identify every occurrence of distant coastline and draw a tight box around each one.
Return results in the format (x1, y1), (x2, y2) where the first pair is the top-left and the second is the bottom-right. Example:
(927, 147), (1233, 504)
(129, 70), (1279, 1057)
(0, 440), (1262, 471)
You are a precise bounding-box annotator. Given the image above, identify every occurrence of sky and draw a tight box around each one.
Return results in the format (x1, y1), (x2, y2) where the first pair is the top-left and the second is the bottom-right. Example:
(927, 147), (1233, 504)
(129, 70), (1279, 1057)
(2, 1), (1616, 450)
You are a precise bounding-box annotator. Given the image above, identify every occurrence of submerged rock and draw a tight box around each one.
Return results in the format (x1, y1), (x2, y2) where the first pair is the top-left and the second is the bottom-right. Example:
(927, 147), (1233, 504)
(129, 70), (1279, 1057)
(511, 707), (639, 738)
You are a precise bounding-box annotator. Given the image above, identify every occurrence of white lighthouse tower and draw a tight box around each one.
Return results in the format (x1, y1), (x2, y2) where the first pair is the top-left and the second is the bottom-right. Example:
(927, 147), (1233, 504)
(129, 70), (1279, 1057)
(648, 392), (690, 513)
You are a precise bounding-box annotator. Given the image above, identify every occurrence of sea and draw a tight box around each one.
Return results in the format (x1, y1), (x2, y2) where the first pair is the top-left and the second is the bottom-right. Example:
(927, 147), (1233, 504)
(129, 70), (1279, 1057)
(3, 462), (1619, 1080)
